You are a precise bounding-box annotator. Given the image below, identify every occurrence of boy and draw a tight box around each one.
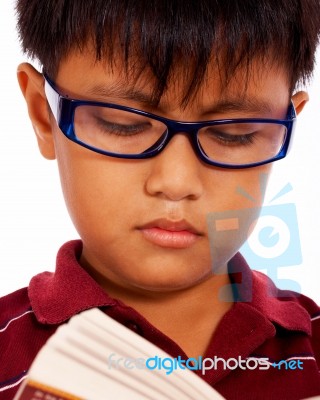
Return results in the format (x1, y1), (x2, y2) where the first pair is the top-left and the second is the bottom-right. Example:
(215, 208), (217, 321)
(1, 0), (320, 399)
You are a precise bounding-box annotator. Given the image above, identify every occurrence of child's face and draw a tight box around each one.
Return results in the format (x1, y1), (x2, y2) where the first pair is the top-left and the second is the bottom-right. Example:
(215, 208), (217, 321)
(21, 50), (307, 293)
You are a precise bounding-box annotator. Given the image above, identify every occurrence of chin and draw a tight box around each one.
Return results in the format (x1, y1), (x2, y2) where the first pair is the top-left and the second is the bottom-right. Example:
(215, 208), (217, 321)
(124, 267), (213, 293)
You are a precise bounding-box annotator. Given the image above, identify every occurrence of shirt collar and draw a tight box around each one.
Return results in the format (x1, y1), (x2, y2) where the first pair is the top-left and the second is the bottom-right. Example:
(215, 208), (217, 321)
(228, 252), (311, 335)
(29, 240), (116, 324)
(28, 240), (311, 335)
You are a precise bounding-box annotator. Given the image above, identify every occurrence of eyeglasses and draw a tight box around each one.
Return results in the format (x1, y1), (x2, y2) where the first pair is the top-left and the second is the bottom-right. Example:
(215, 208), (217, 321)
(43, 74), (296, 169)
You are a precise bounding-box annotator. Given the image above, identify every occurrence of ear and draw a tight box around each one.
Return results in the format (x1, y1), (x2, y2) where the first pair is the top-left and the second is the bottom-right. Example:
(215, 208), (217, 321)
(291, 91), (309, 116)
(17, 63), (56, 160)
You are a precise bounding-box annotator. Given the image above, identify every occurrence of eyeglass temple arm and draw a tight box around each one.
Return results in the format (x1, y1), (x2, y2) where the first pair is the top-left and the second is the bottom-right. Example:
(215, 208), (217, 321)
(43, 75), (60, 120)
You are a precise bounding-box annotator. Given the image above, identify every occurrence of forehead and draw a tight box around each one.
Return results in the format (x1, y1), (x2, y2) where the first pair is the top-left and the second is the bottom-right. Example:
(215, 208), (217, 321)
(56, 48), (291, 116)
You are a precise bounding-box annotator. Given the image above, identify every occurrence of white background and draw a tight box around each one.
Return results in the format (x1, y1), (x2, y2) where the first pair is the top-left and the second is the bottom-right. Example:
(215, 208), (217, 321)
(1, 1), (319, 303)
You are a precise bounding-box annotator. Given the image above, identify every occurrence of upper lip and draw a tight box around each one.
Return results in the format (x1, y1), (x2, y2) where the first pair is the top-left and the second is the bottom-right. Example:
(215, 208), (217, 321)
(138, 218), (203, 235)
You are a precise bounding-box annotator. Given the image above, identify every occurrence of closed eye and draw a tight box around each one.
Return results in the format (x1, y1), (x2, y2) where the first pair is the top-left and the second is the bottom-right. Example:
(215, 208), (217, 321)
(96, 117), (153, 136)
(205, 129), (257, 146)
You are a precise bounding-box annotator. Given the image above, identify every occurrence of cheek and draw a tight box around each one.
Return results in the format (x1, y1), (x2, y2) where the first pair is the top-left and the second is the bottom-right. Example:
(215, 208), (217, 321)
(53, 131), (142, 235)
(206, 165), (272, 212)
(205, 165), (272, 270)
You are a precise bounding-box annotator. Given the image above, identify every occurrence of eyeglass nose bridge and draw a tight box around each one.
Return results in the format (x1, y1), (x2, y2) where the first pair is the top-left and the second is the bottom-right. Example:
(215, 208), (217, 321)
(157, 120), (207, 159)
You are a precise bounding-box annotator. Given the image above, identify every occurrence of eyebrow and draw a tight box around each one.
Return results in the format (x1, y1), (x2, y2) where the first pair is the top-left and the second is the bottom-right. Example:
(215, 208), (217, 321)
(86, 83), (276, 116)
(203, 98), (275, 116)
(87, 84), (158, 107)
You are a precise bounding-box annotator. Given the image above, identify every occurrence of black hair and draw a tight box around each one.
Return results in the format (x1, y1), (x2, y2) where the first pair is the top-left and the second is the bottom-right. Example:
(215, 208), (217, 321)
(16, 0), (320, 104)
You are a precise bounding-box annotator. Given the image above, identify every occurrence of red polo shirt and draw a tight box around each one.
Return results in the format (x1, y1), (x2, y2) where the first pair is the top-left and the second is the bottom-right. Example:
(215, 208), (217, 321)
(0, 240), (319, 400)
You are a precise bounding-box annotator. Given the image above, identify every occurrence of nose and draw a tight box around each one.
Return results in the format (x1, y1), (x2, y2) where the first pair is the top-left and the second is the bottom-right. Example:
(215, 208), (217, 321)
(145, 133), (205, 201)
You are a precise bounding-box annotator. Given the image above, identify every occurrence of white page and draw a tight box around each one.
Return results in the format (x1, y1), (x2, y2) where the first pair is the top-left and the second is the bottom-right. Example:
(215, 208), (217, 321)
(78, 309), (224, 400)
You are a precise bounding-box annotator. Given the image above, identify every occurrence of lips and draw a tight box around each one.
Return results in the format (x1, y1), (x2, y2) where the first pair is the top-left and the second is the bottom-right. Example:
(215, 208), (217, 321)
(138, 218), (202, 249)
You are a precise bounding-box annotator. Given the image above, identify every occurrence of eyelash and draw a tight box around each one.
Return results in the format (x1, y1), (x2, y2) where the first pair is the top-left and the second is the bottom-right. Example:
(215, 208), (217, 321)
(95, 116), (258, 146)
(97, 119), (149, 136)
(208, 131), (257, 146)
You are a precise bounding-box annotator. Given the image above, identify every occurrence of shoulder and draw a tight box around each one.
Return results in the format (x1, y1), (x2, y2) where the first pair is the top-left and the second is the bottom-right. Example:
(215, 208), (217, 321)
(0, 288), (57, 399)
(0, 287), (32, 325)
(290, 289), (320, 319)
(294, 291), (320, 365)
(252, 269), (320, 366)
(285, 289), (320, 351)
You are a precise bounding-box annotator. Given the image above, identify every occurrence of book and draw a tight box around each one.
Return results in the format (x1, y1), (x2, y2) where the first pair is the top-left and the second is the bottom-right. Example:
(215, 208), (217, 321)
(14, 308), (225, 400)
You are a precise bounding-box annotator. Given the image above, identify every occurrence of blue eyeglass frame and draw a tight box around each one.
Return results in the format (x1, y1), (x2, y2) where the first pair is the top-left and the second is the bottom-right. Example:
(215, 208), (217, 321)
(43, 73), (297, 169)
